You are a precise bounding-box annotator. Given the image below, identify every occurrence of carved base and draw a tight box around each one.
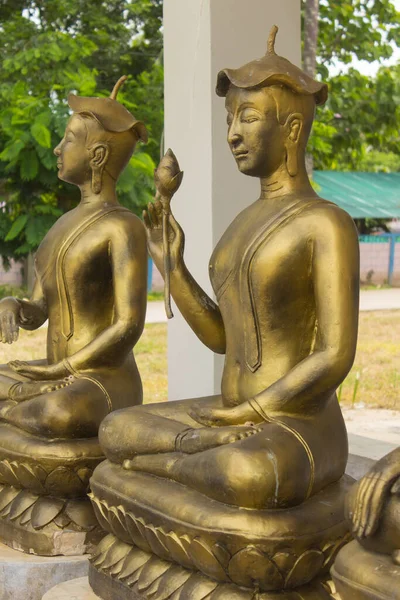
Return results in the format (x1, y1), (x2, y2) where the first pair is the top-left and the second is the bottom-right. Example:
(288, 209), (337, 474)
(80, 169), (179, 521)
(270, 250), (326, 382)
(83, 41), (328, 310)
(0, 483), (103, 556)
(89, 534), (336, 600)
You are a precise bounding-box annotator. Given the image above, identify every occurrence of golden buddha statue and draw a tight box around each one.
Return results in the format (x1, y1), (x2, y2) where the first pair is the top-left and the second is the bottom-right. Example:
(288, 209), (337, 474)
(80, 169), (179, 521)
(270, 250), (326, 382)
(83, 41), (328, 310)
(332, 447), (400, 599)
(0, 77), (148, 555)
(88, 28), (359, 598)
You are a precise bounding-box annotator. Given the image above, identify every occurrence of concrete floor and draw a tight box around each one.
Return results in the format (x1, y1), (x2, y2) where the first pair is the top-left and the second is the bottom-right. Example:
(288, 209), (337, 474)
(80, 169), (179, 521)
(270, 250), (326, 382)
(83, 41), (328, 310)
(360, 288), (400, 311)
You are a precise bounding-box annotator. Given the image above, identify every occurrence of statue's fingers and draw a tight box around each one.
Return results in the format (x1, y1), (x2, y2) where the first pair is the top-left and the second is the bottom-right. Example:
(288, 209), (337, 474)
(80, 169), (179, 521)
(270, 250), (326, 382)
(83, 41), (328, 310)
(148, 202), (160, 227)
(358, 475), (380, 537)
(168, 213), (183, 242)
(0, 319), (6, 344)
(143, 210), (151, 230)
(9, 312), (19, 341)
(6, 313), (15, 344)
(353, 478), (370, 531)
(0, 315), (10, 344)
(364, 480), (387, 537)
(154, 200), (163, 219)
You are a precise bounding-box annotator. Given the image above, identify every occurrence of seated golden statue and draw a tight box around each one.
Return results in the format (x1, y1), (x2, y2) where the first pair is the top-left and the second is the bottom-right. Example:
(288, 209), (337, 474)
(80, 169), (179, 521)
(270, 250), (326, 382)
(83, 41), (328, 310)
(89, 28), (359, 599)
(332, 447), (400, 599)
(0, 77), (148, 555)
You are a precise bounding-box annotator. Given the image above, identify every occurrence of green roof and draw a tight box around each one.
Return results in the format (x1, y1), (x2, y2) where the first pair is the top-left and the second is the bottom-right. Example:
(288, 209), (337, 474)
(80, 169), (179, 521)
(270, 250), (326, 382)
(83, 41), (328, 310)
(313, 171), (400, 219)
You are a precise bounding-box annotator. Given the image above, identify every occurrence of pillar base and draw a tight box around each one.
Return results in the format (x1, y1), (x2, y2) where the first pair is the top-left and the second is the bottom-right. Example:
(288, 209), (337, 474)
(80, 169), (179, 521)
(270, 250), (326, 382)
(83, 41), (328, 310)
(42, 577), (100, 600)
(0, 484), (103, 556)
(0, 542), (89, 600)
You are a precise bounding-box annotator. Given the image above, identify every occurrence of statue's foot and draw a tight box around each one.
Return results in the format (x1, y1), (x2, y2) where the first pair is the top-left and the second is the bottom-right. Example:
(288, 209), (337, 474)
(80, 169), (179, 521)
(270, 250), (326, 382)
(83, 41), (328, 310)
(8, 375), (75, 402)
(393, 550), (400, 565)
(179, 425), (262, 454)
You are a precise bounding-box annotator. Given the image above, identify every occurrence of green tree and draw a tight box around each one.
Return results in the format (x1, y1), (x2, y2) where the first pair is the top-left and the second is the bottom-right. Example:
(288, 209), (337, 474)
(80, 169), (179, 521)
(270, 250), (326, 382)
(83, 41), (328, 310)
(0, 1), (163, 265)
(302, 0), (400, 172)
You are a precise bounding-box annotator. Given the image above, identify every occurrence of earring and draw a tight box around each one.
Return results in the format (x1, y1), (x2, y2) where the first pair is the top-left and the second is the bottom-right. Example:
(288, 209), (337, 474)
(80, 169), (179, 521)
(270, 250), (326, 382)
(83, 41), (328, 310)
(286, 146), (298, 177)
(92, 168), (102, 194)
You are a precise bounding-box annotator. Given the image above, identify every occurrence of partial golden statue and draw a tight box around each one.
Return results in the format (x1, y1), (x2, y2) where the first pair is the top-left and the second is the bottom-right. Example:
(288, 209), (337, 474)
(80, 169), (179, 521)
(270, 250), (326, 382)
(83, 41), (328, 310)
(332, 446), (400, 599)
(0, 77), (148, 555)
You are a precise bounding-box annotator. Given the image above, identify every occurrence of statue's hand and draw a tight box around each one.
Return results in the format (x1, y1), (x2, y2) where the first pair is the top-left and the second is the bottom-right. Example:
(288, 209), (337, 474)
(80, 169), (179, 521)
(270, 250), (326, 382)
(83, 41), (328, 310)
(188, 401), (260, 427)
(8, 360), (68, 381)
(352, 463), (400, 539)
(143, 198), (185, 274)
(0, 297), (20, 344)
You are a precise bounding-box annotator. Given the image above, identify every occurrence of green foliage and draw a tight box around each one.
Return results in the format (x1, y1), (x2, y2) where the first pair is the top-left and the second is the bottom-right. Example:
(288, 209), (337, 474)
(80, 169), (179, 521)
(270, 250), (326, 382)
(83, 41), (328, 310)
(117, 152), (156, 214)
(0, 284), (28, 300)
(315, 0), (400, 78)
(358, 149), (400, 173)
(303, 0), (400, 173)
(0, 1), (163, 261)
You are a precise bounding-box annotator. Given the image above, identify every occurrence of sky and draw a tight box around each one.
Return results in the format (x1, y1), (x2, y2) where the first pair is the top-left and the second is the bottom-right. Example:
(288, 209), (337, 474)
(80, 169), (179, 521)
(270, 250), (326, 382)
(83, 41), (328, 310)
(330, 0), (400, 77)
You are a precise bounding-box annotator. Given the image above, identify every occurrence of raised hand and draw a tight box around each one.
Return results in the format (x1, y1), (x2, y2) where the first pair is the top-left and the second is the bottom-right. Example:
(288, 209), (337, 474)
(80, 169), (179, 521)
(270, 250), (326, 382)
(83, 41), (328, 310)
(0, 297), (21, 344)
(143, 198), (185, 275)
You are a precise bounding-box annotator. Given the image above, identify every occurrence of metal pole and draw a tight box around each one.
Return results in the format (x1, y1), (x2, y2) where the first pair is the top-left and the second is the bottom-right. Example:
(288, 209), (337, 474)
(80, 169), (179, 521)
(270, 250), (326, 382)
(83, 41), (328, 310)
(388, 233), (396, 286)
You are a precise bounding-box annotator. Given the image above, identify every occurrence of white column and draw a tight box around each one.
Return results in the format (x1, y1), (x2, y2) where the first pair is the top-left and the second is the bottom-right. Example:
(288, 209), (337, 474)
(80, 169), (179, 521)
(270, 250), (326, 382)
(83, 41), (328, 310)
(164, 0), (301, 401)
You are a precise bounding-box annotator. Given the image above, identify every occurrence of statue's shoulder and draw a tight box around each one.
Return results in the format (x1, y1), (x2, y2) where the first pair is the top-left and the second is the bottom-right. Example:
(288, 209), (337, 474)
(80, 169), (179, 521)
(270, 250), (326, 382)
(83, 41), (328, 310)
(301, 197), (358, 239)
(106, 207), (146, 235)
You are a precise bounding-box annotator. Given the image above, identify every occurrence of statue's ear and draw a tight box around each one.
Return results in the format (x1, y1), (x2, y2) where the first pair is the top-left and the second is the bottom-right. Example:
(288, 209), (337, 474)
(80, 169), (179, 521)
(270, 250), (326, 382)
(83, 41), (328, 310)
(90, 144), (109, 169)
(286, 113), (303, 144)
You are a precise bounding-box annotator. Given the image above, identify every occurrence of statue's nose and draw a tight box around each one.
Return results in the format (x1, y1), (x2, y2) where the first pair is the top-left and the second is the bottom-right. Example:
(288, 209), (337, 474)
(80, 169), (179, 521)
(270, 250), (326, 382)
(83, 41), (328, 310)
(53, 143), (61, 157)
(228, 132), (242, 148)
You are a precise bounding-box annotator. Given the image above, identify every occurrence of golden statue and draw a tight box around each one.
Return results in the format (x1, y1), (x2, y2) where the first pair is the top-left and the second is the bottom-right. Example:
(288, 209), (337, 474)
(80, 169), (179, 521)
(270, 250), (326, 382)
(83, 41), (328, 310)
(332, 447), (400, 599)
(89, 27), (359, 598)
(0, 77), (148, 555)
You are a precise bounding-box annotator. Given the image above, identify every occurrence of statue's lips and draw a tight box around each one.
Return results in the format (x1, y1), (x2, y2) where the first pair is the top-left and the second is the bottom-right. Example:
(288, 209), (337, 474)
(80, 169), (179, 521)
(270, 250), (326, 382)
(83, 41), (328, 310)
(233, 150), (248, 158)
(57, 162), (62, 168)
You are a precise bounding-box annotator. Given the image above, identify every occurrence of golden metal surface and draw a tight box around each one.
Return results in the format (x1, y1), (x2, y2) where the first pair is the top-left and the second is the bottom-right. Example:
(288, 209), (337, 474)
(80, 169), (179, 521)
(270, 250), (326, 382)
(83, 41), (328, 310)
(0, 79), (148, 554)
(332, 447), (400, 599)
(91, 27), (360, 595)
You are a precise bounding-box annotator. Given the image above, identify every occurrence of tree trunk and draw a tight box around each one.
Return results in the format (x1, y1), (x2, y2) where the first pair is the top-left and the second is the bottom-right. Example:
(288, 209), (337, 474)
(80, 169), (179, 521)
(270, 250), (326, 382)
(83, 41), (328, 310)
(303, 0), (319, 78)
(25, 252), (35, 293)
(303, 0), (320, 177)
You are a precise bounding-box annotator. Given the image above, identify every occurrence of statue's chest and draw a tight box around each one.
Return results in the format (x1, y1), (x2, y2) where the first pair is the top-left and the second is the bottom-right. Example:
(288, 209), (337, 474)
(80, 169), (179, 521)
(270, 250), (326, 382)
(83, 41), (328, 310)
(35, 213), (110, 291)
(209, 204), (276, 298)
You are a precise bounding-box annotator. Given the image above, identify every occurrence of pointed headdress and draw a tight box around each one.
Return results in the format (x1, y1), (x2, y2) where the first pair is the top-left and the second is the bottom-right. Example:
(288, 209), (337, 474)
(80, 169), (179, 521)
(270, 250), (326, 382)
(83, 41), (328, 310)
(216, 25), (327, 106)
(68, 76), (148, 142)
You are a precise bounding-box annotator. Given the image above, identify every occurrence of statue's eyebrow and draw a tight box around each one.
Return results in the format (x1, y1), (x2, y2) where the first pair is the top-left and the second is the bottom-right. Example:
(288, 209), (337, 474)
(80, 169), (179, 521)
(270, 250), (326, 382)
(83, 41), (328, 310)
(65, 127), (77, 137)
(238, 103), (261, 113)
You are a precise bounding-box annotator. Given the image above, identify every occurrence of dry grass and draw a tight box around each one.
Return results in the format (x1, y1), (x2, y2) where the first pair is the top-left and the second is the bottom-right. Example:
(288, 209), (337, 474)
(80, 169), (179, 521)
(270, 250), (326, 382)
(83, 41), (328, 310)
(340, 310), (400, 409)
(0, 312), (398, 409)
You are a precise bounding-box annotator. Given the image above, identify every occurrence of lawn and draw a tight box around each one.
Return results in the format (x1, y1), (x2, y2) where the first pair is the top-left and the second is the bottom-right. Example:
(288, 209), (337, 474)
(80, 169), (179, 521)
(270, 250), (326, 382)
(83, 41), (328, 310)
(0, 312), (398, 409)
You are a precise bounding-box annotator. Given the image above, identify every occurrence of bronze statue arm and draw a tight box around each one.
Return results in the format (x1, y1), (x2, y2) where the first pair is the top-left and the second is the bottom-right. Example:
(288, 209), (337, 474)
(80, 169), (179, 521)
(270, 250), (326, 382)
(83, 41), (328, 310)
(250, 208), (359, 417)
(144, 202), (226, 354)
(169, 262), (226, 354)
(66, 216), (148, 373)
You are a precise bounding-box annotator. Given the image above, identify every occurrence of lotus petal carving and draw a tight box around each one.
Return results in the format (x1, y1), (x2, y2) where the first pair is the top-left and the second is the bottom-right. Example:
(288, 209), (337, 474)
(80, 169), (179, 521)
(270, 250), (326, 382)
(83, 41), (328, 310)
(137, 556), (172, 592)
(31, 496), (65, 530)
(284, 549), (324, 588)
(228, 546), (283, 590)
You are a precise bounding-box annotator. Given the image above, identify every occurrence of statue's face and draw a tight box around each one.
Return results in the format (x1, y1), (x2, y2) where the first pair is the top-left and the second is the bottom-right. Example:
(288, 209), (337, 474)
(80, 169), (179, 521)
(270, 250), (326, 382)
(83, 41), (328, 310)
(225, 86), (286, 178)
(53, 115), (91, 185)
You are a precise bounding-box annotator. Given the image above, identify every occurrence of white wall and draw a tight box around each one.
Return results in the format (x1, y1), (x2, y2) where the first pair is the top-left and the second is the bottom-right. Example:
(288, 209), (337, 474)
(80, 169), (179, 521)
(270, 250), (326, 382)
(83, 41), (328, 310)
(164, 0), (301, 400)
